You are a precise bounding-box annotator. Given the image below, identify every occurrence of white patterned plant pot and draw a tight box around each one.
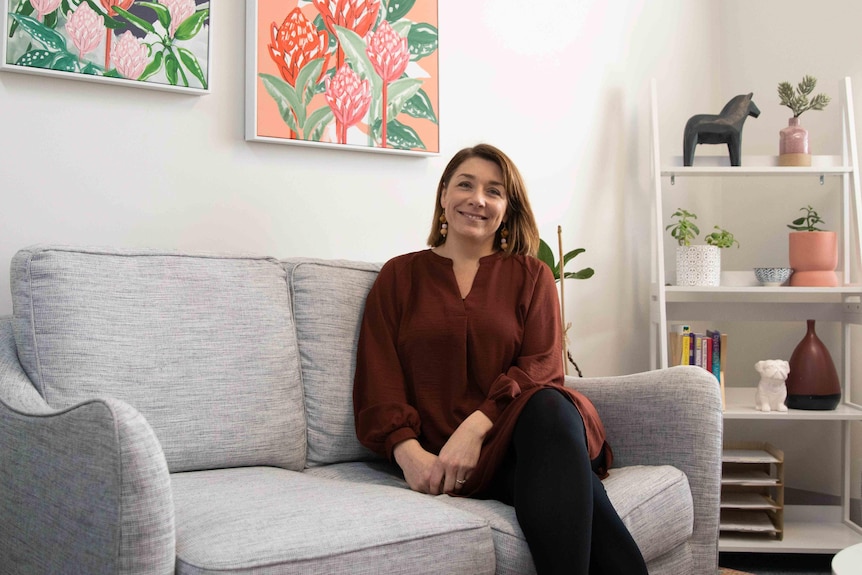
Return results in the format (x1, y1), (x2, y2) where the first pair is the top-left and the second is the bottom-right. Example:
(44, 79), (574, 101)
(676, 245), (721, 287)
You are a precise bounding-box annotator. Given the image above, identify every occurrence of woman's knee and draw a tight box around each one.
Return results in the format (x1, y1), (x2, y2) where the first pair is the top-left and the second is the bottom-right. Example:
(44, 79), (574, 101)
(516, 389), (587, 446)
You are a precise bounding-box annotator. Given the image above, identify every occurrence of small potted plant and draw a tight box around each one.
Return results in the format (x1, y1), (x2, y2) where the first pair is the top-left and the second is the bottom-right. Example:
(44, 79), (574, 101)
(667, 209), (738, 287)
(787, 205), (838, 286)
(777, 75), (831, 166)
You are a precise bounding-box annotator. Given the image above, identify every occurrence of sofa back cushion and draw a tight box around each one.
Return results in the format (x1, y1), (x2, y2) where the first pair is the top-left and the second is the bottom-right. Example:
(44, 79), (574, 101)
(11, 246), (306, 472)
(284, 259), (381, 467)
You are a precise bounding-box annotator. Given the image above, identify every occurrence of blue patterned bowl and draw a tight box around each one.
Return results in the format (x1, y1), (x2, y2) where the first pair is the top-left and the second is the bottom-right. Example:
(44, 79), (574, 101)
(754, 267), (793, 286)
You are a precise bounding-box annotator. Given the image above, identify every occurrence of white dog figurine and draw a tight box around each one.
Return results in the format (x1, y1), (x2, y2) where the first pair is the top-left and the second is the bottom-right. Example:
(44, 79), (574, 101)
(754, 360), (790, 412)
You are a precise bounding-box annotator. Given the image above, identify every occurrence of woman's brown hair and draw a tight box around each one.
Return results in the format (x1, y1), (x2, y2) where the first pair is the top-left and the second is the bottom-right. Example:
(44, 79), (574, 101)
(426, 144), (540, 257)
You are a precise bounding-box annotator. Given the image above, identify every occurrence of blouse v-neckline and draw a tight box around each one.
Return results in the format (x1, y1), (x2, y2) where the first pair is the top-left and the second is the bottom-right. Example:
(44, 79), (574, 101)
(427, 249), (502, 300)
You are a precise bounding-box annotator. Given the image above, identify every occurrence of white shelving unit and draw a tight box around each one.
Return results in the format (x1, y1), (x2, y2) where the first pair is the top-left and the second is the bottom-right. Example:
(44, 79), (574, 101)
(649, 77), (862, 554)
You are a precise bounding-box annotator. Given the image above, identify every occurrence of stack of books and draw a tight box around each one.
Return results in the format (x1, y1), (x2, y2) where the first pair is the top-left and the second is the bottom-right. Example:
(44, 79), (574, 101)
(669, 324), (726, 409)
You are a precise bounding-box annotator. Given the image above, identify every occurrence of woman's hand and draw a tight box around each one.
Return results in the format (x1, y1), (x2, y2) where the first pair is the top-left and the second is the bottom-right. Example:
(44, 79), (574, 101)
(431, 410), (493, 495)
(393, 439), (439, 494)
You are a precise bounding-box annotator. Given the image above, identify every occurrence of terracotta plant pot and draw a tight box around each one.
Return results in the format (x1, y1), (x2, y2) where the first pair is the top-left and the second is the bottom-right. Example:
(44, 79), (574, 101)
(788, 231), (837, 286)
(676, 245), (721, 287)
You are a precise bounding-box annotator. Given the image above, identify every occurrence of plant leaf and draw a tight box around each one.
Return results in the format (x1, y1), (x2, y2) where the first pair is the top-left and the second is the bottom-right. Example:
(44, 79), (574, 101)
(385, 0), (415, 22)
(260, 73), (302, 133)
(401, 87), (438, 123)
(537, 240), (556, 274)
(176, 46), (206, 88)
(381, 118), (424, 150)
(303, 105), (334, 141)
(139, 50), (164, 81)
(295, 58), (325, 106)
(407, 22), (437, 61)
(9, 13), (66, 51)
(562, 248), (586, 267)
(564, 268), (595, 280)
(164, 50), (179, 85)
(385, 77), (423, 119)
(137, 1), (171, 31)
(15, 49), (55, 68)
(174, 8), (208, 41)
(113, 6), (156, 35)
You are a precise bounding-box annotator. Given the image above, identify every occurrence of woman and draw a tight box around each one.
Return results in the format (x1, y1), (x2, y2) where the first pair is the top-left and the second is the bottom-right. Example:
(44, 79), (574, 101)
(353, 144), (647, 575)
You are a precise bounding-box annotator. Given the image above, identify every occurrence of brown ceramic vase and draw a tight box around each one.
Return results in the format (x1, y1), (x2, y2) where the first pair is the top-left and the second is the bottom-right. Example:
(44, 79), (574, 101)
(785, 320), (841, 410)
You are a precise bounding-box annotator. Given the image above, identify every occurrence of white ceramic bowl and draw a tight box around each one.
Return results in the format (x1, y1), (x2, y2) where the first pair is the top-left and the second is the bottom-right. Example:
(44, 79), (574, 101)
(754, 267), (793, 286)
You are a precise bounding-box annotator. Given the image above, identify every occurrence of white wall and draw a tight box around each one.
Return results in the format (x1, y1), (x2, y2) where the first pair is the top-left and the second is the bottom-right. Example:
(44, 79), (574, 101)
(0, 0), (718, 377)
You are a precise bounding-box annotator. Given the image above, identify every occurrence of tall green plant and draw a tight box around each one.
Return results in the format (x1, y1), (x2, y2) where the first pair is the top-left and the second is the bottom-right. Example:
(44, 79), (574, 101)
(537, 240), (595, 281)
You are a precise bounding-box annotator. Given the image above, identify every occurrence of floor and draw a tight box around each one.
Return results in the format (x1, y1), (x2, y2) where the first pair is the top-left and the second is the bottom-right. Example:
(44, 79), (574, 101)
(719, 552), (834, 575)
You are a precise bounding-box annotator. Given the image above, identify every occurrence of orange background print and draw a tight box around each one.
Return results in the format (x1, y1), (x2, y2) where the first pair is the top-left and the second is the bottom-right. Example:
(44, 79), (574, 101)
(252, 0), (439, 154)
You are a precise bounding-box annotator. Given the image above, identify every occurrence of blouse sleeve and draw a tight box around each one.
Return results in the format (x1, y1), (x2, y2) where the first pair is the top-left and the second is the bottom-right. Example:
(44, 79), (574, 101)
(353, 261), (422, 460)
(478, 262), (564, 422)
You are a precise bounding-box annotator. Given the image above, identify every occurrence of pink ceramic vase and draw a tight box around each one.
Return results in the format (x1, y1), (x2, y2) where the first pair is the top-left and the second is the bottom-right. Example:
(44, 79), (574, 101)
(779, 117), (811, 166)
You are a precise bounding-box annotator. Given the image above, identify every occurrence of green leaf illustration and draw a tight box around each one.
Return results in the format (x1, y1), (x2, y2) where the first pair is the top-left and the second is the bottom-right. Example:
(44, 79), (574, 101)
(295, 58), (325, 106)
(139, 50), (164, 81)
(402, 88), (437, 123)
(176, 46), (207, 88)
(408, 22), (437, 61)
(15, 49), (55, 68)
(385, 77), (423, 120)
(51, 54), (77, 72)
(165, 51), (179, 85)
(386, 0), (415, 22)
(137, 1), (171, 31)
(9, 0), (35, 38)
(113, 6), (156, 35)
(104, 69), (122, 78)
(304, 106), (334, 142)
(260, 73), (302, 134)
(313, 14), (337, 51)
(373, 118), (425, 150)
(9, 13), (66, 51)
(81, 61), (101, 75)
(174, 9), (208, 41)
(333, 26), (380, 90)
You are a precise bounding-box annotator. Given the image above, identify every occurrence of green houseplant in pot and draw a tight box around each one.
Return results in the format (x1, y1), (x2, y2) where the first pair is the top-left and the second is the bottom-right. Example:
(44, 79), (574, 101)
(666, 209), (738, 287)
(777, 75), (830, 167)
(787, 205), (838, 286)
(538, 228), (594, 376)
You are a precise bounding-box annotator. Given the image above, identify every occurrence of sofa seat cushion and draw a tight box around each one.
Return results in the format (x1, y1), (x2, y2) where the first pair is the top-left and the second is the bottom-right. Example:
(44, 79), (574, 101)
(306, 462), (693, 571)
(10, 246), (306, 472)
(171, 467), (495, 575)
(283, 258), (382, 467)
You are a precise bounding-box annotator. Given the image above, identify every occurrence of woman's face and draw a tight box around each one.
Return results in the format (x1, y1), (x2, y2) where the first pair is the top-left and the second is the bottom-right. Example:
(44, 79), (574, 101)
(440, 157), (509, 251)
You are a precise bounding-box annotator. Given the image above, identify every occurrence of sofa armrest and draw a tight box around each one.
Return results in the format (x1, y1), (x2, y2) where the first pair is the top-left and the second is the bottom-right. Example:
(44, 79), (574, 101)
(0, 318), (175, 575)
(567, 365), (722, 574)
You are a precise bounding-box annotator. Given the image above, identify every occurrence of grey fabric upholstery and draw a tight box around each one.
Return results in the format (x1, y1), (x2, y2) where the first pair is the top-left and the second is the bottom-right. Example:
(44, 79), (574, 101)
(171, 467), (495, 575)
(10, 246), (306, 473)
(569, 366), (722, 575)
(0, 249), (723, 575)
(282, 258), (382, 467)
(1, 318), (175, 575)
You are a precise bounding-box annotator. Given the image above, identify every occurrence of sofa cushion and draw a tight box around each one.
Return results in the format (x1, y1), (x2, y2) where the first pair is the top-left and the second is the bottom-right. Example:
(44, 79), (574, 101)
(10, 246), (306, 472)
(283, 258), (382, 467)
(306, 462), (693, 572)
(171, 467), (495, 575)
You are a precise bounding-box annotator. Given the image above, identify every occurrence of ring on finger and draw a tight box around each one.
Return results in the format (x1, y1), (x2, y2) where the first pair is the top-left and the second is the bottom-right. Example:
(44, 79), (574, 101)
(455, 478), (466, 485)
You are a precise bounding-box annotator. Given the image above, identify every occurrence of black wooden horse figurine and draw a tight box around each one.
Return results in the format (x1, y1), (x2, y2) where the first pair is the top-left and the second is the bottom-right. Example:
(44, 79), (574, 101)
(683, 93), (760, 166)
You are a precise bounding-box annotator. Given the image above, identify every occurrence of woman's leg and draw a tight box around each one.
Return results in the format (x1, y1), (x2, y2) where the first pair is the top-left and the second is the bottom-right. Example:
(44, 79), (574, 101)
(497, 389), (647, 575)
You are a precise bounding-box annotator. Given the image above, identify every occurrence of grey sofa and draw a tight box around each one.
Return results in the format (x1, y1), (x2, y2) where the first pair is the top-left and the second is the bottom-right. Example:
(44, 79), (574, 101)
(0, 246), (723, 575)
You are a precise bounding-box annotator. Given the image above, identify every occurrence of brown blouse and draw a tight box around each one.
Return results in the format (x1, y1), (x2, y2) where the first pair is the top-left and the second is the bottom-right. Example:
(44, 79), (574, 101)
(353, 249), (611, 496)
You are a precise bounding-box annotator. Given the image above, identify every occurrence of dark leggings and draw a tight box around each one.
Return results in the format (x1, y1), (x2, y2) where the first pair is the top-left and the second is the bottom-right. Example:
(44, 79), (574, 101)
(488, 389), (648, 575)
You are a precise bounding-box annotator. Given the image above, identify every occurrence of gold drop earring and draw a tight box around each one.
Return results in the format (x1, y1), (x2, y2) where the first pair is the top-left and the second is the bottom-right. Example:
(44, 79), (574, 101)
(500, 222), (509, 250)
(439, 212), (448, 238)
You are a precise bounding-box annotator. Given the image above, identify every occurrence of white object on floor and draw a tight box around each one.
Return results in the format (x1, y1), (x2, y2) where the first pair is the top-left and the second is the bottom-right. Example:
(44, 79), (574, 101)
(832, 542), (862, 574)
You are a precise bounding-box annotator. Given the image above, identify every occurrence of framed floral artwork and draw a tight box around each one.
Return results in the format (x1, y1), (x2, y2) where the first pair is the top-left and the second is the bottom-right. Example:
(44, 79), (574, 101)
(1, 0), (211, 94)
(245, 0), (439, 155)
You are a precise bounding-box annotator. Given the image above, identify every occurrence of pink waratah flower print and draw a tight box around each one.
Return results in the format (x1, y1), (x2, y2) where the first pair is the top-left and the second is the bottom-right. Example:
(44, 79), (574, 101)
(98, 1), (135, 70)
(325, 65), (372, 144)
(366, 21), (409, 83)
(113, 31), (148, 79)
(365, 21), (409, 148)
(160, 0), (196, 37)
(31, 0), (61, 21)
(65, 3), (104, 59)
(268, 8), (330, 87)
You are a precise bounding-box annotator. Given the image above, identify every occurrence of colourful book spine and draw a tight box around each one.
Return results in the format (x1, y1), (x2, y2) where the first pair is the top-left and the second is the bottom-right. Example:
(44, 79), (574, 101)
(680, 334), (691, 365)
(707, 329), (721, 381)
